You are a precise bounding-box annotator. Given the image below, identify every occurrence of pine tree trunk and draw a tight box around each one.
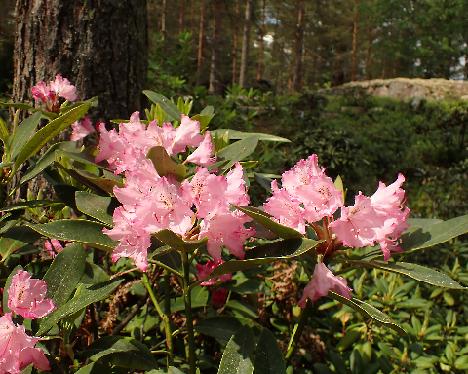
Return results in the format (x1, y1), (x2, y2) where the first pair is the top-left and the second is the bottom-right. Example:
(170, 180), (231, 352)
(239, 0), (252, 88)
(196, 0), (205, 85)
(231, 0), (240, 85)
(351, 0), (359, 81)
(161, 0), (167, 39)
(290, 0), (305, 92)
(208, 0), (220, 94)
(178, 0), (185, 34)
(256, 0), (266, 81)
(13, 0), (148, 121)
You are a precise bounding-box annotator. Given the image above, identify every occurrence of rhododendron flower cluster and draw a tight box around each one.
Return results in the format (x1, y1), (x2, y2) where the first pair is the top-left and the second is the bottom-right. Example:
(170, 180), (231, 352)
(96, 112), (215, 175)
(196, 259), (232, 286)
(43, 239), (63, 258)
(31, 74), (77, 112)
(100, 113), (253, 271)
(264, 154), (409, 305)
(0, 314), (50, 374)
(0, 271), (55, 373)
(8, 270), (56, 319)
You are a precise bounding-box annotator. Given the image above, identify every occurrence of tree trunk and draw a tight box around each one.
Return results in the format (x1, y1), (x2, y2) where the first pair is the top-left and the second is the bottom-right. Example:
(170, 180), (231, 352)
(208, 0), (220, 94)
(178, 0), (185, 34)
(365, 27), (373, 80)
(231, 0), (240, 85)
(161, 0), (167, 39)
(13, 0), (147, 121)
(239, 0), (252, 88)
(351, 0), (359, 81)
(256, 0), (266, 81)
(196, 0), (205, 85)
(290, 0), (305, 92)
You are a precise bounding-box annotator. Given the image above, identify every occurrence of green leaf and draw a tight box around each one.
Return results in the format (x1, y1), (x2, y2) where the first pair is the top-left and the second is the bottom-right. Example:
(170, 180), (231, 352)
(218, 326), (255, 374)
(37, 279), (121, 335)
(195, 317), (245, 346)
(253, 328), (286, 374)
(25, 219), (116, 251)
(143, 91), (181, 121)
(213, 129), (291, 143)
(13, 99), (95, 171)
(217, 136), (259, 164)
(401, 214), (468, 252)
(153, 229), (207, 251)
(43, 243), (87, 306)
(329, 292), (406, 335)
(226, 300), (258, 318)
(19, 141), (80, 184)
(235, 206), (303, 239)
(84, 336), (158, 370)
(75, 191), (114, 227)
(0, 200), (63, 212)
(10, 111), (43, 159)
(191, 105), (215, 130)
(146, 146), (186, 181)
(0, 237), (30, 262)
(349, 261), (466, 289)
(209, 238), (318, 278)
(66, 168), (123, 194)
(74, 362), (110, 374)
(171, 286), (209, 312)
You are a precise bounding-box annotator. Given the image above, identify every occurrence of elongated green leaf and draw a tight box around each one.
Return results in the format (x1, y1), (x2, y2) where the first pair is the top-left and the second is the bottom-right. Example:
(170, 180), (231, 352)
(236, 206), (303, 239)
(65, 168), (123, 194)
(191, 105), (215, 130)
(0, 117), (10, 145)
(10, 111), (43, 158)
(74, 362), (109, 374)
(75, 191), (114, 227)
(346, 260), (466, 289)
(0, 238), (29, 262)
(13, 99), (95, 171)
(0, 200), (63, 212)
(43, 243), (87, 306)
(25, 219), (116, 251)
(20, 141), (80, 184)
(209, 238), (318, 278)
(329, 292), (406, 335)
(195, 317), (245, 346)
(218, 327), (255, 374)
(213, 129), (290, 143)
(143, 91), (181, 121)
(84, 336), (158, 370)
(218, 136), (259, 164)
(0, 102), (34, 110)
(38, 280), (121, 335)
(153, 229), (207, 251)
(401, 214), (468, 252)
(253, 328), (286, 374)
(147, 146), (186, 181)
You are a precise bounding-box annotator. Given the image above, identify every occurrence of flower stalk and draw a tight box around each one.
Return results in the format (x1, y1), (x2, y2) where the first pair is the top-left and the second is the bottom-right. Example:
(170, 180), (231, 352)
(181, 251), (197, 374)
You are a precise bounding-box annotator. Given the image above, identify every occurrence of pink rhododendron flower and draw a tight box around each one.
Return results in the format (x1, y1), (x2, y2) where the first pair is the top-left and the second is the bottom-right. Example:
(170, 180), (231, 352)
(298, 263), (352, 306)
(185, 131), (216, 166)
(7, 270), (55, 319)
(170, 115), (203, 154)
(264, 154), (343, 229)
(43, 239), (63, 258)
(330, 174), (409, 260)
(31, 74), (77, 112)
(70, 116), (96, 141)
(0, 313), (50, 373)
(196, 259), (232, 286)
(211, 288), (229, 308)
(31, 81), (51, 103)
(49, 74), (77, 102)
(264, 181), (306, 233)
(225, 163), (250, 206)
(199, 210), (254, 260)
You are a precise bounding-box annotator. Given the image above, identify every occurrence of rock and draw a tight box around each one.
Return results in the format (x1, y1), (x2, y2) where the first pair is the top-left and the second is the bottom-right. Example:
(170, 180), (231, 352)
(326, 78), (468, 101)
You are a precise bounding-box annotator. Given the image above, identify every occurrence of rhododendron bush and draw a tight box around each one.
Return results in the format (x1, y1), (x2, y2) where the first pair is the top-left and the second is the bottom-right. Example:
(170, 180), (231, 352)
(0, 77), (466, 373)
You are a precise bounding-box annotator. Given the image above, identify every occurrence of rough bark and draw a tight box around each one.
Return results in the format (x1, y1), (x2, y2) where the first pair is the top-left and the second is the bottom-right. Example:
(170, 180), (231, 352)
(178, 0), (185, 34)
(351, 0), (359, 81)
(239, 0), (252, 88)
(196, 0), (205, 85)
(255, 0), (266, 81)
(290, 0), (305, 92)
(161, 0), (167, 39)
(231, 0), (240, 85)
(13, 0), (148, 121)
(208, 0), (220, 94)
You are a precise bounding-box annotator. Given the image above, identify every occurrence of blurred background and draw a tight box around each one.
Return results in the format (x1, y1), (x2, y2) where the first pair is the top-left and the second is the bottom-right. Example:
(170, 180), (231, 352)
(0, 2), (467, 371)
